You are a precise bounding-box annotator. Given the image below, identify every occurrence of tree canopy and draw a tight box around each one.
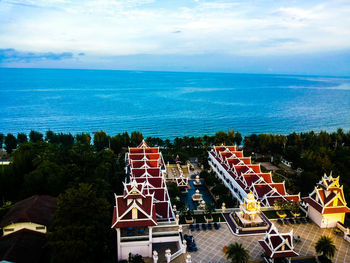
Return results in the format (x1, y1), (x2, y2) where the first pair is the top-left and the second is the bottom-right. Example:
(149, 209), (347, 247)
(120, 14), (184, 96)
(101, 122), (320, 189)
(225, 242), (249, 263)
(47, 183), (112, 263)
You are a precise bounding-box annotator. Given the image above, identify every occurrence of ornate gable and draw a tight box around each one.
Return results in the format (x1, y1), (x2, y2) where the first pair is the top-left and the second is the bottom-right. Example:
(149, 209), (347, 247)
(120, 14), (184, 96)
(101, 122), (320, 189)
(258, 226), (299, 259)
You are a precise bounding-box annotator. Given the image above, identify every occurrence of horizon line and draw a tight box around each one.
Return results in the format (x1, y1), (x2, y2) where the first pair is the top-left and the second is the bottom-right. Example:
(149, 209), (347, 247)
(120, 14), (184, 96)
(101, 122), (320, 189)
(1, 66), (350, 78)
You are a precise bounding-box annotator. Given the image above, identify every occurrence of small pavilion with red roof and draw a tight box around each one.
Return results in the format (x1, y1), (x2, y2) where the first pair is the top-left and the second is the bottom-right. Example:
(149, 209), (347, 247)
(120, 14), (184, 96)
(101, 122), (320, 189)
(258, 226), (299, 263)
(303, 173), (350, 228)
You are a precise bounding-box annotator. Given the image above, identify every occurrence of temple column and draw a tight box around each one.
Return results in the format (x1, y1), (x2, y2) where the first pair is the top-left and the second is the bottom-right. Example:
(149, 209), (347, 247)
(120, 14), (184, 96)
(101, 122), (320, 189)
(149, 227), (153, 257)
(116, 228), (121, 261)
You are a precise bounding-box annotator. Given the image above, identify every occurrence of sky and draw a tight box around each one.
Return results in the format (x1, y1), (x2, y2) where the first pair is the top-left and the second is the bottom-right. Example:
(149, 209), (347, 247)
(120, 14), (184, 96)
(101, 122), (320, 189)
(0, 0), (350, 75)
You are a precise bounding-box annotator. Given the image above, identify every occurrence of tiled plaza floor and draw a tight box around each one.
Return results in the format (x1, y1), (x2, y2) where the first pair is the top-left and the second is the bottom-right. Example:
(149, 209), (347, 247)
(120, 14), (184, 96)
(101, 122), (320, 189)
(184, 221), (350, 263)
(184, 223), (266, 263)
(275, 220), (350, 263)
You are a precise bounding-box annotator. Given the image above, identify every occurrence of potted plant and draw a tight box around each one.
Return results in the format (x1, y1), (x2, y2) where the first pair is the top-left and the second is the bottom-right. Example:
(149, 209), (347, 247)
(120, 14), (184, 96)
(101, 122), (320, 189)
(204, 202), (215, 222)
(184, 207), (194, 224)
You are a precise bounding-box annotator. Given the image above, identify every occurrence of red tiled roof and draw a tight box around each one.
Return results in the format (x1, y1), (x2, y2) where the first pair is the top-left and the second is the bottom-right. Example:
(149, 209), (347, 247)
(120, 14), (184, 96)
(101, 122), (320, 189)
(270, 183), (286, 195)
(112, 194), (157, 228)
(323, 207), (350, 214)
(254, 184), (273, 198)
(128, 153), (161, 161)
(131, 160), (159, 168)
(235, 165), (249, 176)
(131, 168), (161, 178)
(303, 197), (323, 213)
(259, 173), (272, 183)
(248, 164), (261, 173)
(243, 173), (260, 186)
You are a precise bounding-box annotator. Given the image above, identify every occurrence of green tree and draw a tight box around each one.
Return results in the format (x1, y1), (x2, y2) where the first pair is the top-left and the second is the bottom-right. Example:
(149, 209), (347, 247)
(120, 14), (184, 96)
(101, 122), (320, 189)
(0, 133), (4, 148)
(93, 130), (108, 152)
(4, 133), (17, 154)
(29, 130), (43, 142)
(225, 242), (249, 263)
(227, 129), (235, 145)
(130, 131), (144, 147)
(17, 133), (28, 144)
(234, 131), (243, 146)
(45, 130), (58, 143)
(214, 131), (228, 145)
(315, 235), (336, 261)
(47, 183), (111, 263)
(76, 133), (91, 145)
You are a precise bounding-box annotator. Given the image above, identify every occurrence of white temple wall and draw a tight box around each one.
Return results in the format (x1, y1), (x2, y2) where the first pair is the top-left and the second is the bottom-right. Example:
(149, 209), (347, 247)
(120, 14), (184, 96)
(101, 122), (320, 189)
(308, 205), (345, 228)
(308, 206), (322, 227)
(120, 240), (151, 260)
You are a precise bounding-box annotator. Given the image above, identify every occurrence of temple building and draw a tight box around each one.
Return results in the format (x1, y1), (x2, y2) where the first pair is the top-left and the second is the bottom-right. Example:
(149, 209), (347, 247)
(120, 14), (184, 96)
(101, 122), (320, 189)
(112, 141), (182, 260)
(258, 227), (299, 263)
(303, 174), (350, 228)
(208, 145), (300, 206)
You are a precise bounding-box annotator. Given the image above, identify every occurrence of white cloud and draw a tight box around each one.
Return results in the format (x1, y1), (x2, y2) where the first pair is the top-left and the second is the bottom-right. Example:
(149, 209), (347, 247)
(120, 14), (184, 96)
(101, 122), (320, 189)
(0, 0), (349, 56)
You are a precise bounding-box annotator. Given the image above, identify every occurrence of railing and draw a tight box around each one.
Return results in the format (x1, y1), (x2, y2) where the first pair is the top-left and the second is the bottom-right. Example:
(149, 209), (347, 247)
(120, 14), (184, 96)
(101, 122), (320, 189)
(152, 231), (179, 237)
(170, 248), (183, 261)
(120, 235), (149, 242)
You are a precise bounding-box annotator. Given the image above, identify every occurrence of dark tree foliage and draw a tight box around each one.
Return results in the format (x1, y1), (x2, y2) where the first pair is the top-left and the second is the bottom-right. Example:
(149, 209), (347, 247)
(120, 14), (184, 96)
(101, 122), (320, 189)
(0, 137), (125, 202)
(76, 133), (91, 145)
(130, 131), (144, 147)
(94, 130), (108, 151)
(29, 130), (44, 142)
(46, 131), (74, 148)
(4, 133), (17, 154)
(17, 133), (28, 144)
(47, 184), (112, 263)
(0, 133), (4, 148)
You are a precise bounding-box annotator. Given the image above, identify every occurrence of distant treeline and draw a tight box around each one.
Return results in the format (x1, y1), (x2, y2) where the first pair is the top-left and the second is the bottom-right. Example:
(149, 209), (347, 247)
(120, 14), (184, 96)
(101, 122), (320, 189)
(0, 129), (243, 165)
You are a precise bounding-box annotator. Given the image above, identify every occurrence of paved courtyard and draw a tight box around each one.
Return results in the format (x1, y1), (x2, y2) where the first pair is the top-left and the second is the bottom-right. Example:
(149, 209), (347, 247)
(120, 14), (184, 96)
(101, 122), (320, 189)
(275, 220), (350, 263)
(184, 221), (350, 263)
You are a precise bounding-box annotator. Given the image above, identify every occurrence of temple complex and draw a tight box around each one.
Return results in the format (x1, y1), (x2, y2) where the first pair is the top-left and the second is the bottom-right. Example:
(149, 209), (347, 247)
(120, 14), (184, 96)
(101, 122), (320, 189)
(303, 173), (350, 228)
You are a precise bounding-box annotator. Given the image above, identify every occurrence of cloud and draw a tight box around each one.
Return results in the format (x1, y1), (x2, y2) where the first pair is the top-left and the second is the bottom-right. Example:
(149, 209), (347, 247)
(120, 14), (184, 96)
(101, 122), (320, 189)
(0, 48), (73, 62)
(0, 0), (349, 58)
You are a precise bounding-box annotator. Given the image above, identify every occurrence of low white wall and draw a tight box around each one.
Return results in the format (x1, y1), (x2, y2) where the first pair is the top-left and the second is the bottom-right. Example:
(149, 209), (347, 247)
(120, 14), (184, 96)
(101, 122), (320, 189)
(120, 240), (151, 260)
(153, 235), (180, 243)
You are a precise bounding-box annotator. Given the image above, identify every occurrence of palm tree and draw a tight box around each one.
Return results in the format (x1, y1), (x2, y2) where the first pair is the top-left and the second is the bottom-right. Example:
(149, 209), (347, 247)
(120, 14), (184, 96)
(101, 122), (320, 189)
(225, 242), (249, 263)
(315, 235), (336, 260)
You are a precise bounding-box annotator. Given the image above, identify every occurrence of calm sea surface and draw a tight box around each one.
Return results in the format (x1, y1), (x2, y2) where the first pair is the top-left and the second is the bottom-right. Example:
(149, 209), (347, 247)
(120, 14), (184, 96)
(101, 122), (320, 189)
(1, 68), (350, 139)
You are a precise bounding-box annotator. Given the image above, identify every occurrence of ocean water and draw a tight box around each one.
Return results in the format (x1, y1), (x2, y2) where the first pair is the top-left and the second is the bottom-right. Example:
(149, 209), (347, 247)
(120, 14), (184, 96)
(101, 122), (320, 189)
(0, 68), (350, 139)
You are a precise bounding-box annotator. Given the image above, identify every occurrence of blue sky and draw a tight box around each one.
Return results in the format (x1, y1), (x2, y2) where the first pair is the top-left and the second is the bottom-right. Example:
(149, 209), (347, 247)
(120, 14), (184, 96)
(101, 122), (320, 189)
(0, 0), (350, 75)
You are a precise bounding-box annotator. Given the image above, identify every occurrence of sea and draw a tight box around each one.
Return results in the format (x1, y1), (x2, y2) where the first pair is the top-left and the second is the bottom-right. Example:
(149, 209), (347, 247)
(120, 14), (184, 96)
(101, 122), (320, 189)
(1, 68), (350, 139)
